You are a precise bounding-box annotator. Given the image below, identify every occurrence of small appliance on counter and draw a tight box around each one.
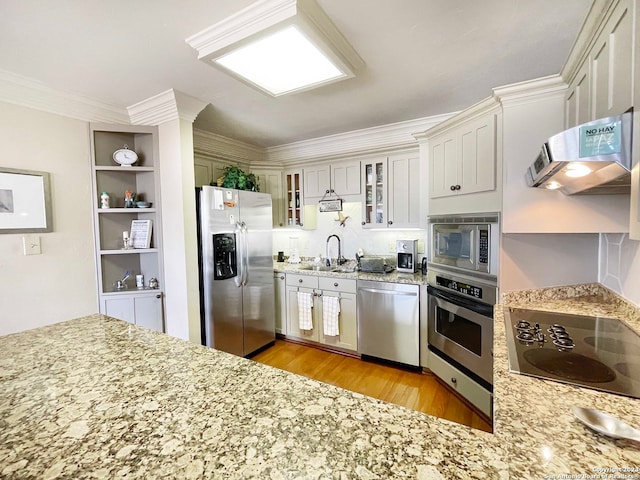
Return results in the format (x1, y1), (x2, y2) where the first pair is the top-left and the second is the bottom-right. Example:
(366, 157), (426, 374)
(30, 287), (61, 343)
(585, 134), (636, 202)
(359, 255), (395, 274)
(396, 239), (418, 273)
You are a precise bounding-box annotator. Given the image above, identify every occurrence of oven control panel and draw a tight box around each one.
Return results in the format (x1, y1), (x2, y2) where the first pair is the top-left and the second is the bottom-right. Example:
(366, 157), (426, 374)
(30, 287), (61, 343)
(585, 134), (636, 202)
(435, 275), (482, 298)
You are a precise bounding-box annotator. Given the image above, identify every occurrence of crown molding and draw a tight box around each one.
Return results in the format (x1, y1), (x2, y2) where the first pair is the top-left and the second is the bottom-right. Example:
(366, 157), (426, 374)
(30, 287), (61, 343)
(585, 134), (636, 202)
(413, 97), (499, 140)
(264, 113), (453, 164)
(128, 89), (208, 125)
(493, 75), (567, 108)
(0, 69), (129, 123)
(193, 129), (265, 164)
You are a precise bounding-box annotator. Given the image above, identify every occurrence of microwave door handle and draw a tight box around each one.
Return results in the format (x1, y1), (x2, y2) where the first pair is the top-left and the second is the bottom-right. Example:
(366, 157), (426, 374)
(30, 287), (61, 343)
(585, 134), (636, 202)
(467, 228), (475, 268)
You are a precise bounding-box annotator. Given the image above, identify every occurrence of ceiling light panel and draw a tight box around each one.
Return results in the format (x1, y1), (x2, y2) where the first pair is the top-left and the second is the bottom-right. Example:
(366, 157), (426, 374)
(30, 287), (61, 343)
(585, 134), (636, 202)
(186, 0), (364, 97)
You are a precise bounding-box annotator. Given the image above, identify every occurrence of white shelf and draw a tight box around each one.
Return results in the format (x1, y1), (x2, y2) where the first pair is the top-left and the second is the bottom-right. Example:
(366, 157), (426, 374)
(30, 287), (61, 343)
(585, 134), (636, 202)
(95, 166), (155, 172)
(97, 208), (157, 214)
(100, 248), (159, 255)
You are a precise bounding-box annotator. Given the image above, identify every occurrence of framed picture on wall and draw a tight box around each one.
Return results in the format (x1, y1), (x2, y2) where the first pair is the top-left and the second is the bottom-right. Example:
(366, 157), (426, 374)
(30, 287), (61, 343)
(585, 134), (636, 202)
(0, 167), (53, 234)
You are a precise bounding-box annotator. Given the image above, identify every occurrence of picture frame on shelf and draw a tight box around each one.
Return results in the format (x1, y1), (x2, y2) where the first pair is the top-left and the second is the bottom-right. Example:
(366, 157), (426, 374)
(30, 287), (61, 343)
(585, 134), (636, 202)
(0, 167), (52, 234)
(130, 219), (152, 249)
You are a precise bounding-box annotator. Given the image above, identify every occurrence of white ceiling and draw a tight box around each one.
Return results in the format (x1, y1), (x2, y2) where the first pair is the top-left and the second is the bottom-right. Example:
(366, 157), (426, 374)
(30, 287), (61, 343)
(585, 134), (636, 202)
(0, 0), (592, 148)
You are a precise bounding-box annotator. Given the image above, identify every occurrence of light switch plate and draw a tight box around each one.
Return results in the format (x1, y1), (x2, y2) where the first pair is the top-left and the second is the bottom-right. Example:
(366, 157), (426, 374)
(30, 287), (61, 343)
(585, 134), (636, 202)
(22, 235), (41, 255)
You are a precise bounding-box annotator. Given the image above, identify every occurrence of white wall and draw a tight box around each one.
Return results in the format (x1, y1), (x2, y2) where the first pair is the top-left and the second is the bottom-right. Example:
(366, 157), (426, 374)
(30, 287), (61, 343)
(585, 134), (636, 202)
(500, 233), (599, 292)
(0, 102), (97, 335)
(599, 233), (640, 305)
(273, 201), (426, 263)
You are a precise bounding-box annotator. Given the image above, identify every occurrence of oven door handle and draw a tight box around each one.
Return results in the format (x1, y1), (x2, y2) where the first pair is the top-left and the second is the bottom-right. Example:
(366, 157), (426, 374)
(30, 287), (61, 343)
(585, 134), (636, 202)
(427, 285), (494, 317)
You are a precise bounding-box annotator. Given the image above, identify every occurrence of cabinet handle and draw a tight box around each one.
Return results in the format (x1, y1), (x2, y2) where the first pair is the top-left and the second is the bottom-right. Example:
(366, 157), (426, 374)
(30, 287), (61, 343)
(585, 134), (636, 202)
(451, 377), (457, 385)
(333, 282), (338, 287)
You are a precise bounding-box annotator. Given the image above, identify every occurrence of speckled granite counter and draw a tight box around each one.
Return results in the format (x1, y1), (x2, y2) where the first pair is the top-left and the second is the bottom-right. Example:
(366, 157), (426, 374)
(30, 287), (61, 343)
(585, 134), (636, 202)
(2, 284), (640, 479)
(496, 284), (640, 479)
(273, 261), (428, 285)
(0, 314), (505, 479)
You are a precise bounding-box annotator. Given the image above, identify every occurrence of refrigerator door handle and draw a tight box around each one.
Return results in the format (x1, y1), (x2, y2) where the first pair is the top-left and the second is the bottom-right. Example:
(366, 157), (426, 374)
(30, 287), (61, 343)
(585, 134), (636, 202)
(241, 222), (249, 286)
(234, 222), (243, 287)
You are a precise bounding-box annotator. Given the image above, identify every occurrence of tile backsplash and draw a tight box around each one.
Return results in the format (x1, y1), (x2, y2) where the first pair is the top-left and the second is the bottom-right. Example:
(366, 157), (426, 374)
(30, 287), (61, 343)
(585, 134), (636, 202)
(599, 233), (640, 306)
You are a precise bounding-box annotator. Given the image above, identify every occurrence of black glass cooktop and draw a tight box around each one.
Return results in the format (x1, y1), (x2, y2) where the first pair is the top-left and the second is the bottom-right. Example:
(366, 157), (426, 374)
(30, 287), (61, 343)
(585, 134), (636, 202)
(504, 307), (640, 399)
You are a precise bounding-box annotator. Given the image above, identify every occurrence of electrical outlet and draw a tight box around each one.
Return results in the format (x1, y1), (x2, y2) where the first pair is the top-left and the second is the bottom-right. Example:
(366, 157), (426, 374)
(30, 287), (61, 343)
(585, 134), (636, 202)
(388, 242), (396, 252)
(417, 240), (425, 254)
(22, 235), (41, 255)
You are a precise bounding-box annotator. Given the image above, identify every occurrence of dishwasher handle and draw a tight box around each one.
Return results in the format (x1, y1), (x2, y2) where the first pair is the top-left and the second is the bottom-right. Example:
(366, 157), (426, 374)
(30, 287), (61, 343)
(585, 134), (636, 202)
(358, 287), (417, 296)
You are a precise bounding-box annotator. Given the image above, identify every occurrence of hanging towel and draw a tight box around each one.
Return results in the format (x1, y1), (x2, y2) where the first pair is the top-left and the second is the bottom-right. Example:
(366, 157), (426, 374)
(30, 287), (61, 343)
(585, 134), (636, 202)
(297, 291), (314, 330)
(322, 295), (341, 336)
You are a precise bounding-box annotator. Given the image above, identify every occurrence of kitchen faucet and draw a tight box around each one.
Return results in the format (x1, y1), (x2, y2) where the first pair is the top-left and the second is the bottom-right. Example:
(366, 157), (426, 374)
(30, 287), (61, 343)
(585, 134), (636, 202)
(325, 235), (346, 266)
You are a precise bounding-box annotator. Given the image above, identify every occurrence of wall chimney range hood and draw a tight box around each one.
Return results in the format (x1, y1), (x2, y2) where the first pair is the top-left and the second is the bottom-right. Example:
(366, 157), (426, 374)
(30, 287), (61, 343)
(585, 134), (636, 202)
(525, 110), (633, 195)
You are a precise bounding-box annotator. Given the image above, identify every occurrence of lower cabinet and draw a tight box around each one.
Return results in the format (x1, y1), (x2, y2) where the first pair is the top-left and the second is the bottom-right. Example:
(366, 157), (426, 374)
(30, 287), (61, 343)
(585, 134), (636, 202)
(428, 350), (492, 418)
(101, 291), (164, 332)
(285, 273), (357, 352)
(274, 272), (287, 335)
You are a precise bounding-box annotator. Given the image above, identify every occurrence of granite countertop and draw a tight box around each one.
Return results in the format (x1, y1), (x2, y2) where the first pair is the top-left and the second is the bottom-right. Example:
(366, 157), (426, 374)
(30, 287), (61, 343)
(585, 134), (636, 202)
(273, 261), (428, 285)
(2, 284), (640, 479)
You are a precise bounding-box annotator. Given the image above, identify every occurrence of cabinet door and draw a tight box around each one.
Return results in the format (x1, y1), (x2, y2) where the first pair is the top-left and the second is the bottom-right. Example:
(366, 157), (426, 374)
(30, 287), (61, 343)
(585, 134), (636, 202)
(253, 169), (285, 227)
(430, 133), (457, 199)
(194, 159), (214, 187)
(361, 159), (387, 228)
(458, 115), (496, 196)
(274, 273), (287, 334)
(286, 286), (319, 342)
(102, 296), (135, 323)
(331, 160), (361, 196)
(319, 291), (357, 352)
(591, 1), (633, 120)
(565, 60), (590, 128)
(388, 154), (420, 228)
(134, 293), (164, 332)
(303, 165), (330, 198)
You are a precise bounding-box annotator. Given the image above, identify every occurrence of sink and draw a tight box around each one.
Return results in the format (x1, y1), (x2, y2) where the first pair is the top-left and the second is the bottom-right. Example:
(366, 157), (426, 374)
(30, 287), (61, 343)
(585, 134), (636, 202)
(331, 267), (356, 273)
(297, 264), (333, 271)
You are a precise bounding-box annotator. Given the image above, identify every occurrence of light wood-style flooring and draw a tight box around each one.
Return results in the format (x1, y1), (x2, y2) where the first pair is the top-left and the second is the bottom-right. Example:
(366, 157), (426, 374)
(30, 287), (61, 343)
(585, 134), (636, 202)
(251, 339), (492, 433)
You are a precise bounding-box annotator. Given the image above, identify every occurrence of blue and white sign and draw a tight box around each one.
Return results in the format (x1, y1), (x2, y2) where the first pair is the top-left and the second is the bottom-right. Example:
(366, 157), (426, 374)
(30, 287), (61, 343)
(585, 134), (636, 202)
(579, 119), (621, 157)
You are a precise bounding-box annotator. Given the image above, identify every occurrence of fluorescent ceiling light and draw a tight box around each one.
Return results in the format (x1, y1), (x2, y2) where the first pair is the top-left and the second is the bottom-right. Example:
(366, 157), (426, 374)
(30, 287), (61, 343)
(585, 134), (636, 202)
(186, 0), (363, 97)
(215, 26), (344, 96)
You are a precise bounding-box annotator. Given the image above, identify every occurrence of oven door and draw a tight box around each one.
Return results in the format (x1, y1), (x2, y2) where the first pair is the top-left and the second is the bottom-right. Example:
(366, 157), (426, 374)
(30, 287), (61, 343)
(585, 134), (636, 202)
(431, 224), (489, 273)
(427, 286), (493, 386)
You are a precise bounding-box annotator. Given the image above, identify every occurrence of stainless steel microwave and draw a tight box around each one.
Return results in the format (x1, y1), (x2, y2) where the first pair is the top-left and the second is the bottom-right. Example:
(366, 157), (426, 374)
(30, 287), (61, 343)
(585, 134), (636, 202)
(428, 213), (499, 276)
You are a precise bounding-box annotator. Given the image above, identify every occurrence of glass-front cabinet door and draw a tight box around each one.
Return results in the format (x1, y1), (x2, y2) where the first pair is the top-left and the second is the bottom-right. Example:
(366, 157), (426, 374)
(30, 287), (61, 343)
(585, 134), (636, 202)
(361, 159), (387, 228)
(285, 169), (303, 227)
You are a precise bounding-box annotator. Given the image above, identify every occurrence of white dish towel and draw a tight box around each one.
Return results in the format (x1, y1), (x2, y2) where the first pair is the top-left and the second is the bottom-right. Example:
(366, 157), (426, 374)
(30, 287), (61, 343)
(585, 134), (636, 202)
(297, 291), (314, 330)
(322, 295), (340, 336)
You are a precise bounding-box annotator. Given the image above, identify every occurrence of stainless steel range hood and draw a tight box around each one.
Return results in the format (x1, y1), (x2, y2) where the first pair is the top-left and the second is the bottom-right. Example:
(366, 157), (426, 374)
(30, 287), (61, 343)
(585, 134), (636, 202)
(525, 110), (633, 195)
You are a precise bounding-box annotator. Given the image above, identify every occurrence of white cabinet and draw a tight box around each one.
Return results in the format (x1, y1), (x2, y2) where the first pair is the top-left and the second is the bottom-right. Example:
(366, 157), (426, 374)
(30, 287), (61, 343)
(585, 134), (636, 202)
(285, 274), (357, 352)
(252, 168), (285, 227)
(304, 161), (361, 198)
(564, 0), (633, 127)
(361, 154), (420, 228)
(194, 157), (232, 188)
(429, 113), (497, 199)
(90, 124), (164, 332)
(274, 272), (287, 335)
(101, 292), (164, 332)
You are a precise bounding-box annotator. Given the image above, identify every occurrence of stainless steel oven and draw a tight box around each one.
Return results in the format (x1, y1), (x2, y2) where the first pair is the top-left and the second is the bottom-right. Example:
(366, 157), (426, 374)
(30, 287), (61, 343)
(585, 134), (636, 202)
(428, 213), (499, 276)
(426, 268), (497, 389)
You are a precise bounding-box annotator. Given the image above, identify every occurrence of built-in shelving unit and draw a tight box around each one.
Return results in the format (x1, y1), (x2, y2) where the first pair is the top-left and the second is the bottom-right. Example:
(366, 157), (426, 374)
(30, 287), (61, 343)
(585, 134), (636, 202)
(89, 123), (164, 332)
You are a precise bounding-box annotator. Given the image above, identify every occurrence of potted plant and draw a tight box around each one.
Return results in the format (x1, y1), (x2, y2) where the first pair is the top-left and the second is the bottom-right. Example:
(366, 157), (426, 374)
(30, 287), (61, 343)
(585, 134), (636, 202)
(214, 166), (259, 192)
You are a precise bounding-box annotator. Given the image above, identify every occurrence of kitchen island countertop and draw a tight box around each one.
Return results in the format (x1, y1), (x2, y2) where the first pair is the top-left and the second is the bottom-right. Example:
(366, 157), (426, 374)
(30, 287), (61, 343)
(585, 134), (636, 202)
(1, 283), (640, 478)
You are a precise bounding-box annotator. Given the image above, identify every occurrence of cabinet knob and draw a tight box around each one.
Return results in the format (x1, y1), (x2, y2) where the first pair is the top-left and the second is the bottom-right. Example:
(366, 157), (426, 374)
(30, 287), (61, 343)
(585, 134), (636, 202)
(455, 184), (461, 190)
(333, 282), (338, 287)
(361, 221), (366, 225)
(450, 185), (456, 191)
(156, 294), (162, 299)
(451, 377), (457, 385)
(298, 279), (303, 283)
(280, 275), (285, 280)
(388, 220), (393, 225)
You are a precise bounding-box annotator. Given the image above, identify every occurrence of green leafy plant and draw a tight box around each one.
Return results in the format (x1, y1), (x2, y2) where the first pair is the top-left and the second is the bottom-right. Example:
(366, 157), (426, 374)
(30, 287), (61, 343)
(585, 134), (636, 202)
(214, 166), (259, 192)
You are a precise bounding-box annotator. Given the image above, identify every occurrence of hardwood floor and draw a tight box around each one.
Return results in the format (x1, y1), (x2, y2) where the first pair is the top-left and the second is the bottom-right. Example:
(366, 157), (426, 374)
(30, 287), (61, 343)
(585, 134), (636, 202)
(251, 339), (492, 433)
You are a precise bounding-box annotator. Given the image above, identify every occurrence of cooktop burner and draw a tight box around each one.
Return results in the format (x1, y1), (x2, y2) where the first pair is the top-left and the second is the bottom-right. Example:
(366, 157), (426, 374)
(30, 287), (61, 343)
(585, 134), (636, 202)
(504, 307), (640, 399)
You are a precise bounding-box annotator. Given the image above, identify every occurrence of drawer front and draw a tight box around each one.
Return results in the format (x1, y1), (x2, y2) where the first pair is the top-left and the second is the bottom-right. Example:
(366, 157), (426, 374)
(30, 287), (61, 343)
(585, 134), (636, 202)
(318, 276), (356, 293)
(285, 273), (319, 289)
(428, 351), (492, 418)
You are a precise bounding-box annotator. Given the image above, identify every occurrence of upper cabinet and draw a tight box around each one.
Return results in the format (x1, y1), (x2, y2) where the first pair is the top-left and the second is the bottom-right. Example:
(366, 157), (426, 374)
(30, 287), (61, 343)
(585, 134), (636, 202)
(565, 0), (633, 128)
(284, 169), (316, 229)
(303, 160), (361, 199)
(416, 97), (501, 216)
(361, 153), (420, 228)
(89, 123), (164, 332)
(251, 168), (285, 228)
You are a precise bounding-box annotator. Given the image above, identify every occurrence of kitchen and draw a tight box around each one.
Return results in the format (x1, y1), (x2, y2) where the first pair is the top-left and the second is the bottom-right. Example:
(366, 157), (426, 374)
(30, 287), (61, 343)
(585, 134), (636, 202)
(2, 0), (640, 477)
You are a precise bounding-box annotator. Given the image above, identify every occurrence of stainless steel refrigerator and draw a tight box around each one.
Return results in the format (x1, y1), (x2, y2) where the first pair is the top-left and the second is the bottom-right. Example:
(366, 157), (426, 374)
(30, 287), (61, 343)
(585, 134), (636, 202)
(197, 186), (275, 357)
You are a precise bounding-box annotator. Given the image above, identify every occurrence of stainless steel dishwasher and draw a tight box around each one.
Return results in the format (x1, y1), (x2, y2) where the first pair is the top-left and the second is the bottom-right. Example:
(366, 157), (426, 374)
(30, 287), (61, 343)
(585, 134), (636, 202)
(356, 280), (420, 366)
